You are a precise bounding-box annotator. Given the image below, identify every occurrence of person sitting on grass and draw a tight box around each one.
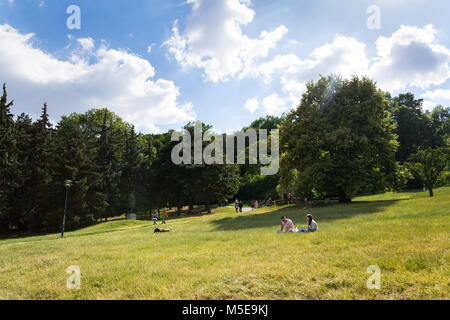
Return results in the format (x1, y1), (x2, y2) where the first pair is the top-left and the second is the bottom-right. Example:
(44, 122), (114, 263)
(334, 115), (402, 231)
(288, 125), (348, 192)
(298, 214), (319, 232)
(279, 216), (296, 233)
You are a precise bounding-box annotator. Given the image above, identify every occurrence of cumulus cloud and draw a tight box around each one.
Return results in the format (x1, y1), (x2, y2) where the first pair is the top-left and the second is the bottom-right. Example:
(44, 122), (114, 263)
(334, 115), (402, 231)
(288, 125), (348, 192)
(244, 25), (450, 113)
(422, 89), (450, 103)
(77, 37), (95, 51)
(164, 0), (287, 82)
(421, 88), (450, 109)
(243, 94), (289, 116)
(261, 93), (289, 116)
(248, 35), (370, 107)
(244, 97), (259, 113)
(422, 100), (438, 111)
(0, 24), (195, 133)
(369, 25), (450, 91)
(162, 1), (450, 115)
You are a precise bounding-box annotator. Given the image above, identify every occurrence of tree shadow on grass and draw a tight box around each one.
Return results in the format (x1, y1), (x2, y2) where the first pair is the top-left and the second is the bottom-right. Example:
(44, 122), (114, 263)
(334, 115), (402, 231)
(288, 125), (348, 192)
(210, 200), (404, 231)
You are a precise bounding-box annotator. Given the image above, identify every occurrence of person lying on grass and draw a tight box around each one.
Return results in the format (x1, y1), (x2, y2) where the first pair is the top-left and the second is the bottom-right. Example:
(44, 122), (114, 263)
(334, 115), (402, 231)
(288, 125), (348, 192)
(154, 227), (173, 233)
(298, 214), (319, 232)
(279, 216), (296, 233)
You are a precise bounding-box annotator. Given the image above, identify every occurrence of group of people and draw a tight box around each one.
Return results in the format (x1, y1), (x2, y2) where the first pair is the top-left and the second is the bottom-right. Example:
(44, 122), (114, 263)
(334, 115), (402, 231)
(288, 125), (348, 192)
(234, 199), (244, 212)
(152, 208), (168, 225)
(278, 214), (318, 233)
(234, 199), (261, 212)
(150, 202), (319, 236)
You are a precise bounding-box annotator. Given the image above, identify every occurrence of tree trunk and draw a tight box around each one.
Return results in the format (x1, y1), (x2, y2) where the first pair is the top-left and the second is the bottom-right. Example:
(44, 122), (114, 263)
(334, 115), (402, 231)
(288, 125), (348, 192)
(338, 190), (352, 204)
(428, 187), (434, 197)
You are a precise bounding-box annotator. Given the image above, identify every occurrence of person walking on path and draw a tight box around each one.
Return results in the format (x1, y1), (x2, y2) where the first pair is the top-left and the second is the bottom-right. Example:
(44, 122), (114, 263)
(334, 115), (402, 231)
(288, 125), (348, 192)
(152, 210), (158, 225)
(161, 208), (168, 224)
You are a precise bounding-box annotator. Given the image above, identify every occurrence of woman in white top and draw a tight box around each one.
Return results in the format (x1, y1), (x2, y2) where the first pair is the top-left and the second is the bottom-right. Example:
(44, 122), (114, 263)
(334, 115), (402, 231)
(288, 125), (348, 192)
(306, 214), (318, 232)
(280, 216), (296, 232)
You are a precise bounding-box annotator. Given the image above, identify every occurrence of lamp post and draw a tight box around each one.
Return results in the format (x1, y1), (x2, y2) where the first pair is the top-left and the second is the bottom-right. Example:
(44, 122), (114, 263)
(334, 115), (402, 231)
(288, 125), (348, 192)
(61, 179), (73, 238)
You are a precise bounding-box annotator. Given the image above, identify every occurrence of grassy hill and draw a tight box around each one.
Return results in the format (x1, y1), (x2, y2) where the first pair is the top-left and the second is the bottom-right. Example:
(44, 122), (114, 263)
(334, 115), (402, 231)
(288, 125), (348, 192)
(0, 187), (449, 300)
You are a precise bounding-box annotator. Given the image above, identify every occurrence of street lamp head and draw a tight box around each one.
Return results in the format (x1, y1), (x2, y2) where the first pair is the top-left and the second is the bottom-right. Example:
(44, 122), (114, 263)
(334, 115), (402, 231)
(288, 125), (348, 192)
(64, 180), (73, 188)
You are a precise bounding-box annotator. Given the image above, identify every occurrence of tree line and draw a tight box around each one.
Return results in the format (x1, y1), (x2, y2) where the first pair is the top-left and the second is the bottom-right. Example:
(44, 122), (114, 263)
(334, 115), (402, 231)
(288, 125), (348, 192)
(1, 75), (449, 234)
(0, 84), (243, 233)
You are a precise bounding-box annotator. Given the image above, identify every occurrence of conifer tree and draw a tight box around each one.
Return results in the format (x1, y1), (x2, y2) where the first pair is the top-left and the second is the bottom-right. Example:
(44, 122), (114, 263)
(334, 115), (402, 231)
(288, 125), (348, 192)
(119, 126), (141, 215)
(0, 84), (17, 233)
(96, 111), (121, 220)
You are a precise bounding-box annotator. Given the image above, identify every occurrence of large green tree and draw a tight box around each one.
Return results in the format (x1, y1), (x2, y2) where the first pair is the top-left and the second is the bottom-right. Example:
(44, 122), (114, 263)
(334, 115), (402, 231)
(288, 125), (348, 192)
(237, 116), (283, 200)
(148, 122), (240, 212)
(119, 126), (142, 215)
(280, 75), (399, 203)
(11, 105), (54, 232)
(389, 93), (432, 162)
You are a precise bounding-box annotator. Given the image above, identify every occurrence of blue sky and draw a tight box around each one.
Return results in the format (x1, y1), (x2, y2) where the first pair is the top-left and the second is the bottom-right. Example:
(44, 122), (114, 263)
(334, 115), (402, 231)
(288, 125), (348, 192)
(1, 0), (449, 133)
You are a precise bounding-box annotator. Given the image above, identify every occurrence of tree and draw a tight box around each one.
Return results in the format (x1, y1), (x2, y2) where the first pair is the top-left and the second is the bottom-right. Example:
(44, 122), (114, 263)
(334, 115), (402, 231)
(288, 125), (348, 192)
(148, 122), (240, 212)
(280, 75), (399, 203)
(389, 93), (432, 162)
(245, 116), (283, 131)
(52, 120), (108, 230)
(406, 147), (450, 197)
(237, 116), (282, 200)
(119, 126), (142, 215)
(0, 84), (18, 233)
(18, 104), (54, 232)
(429, 106), (450, 148)
(96, 110), (122, 221)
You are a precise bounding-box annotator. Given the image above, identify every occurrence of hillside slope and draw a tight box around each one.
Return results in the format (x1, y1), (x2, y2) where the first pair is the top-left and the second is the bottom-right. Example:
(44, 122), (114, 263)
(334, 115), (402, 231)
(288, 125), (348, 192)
(0, 188), (449, 300)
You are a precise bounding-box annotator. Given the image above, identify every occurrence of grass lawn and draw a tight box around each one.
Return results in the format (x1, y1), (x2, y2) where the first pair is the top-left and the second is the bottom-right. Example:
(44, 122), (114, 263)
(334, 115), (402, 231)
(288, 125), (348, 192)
(0, 187), (449, 300)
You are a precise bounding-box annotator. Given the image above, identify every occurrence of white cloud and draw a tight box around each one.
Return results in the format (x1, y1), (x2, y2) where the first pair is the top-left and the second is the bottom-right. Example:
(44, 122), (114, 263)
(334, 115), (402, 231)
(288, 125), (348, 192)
(370, 25), (450, 91)
(243, 97), (259, 113)
(243, 94), (289, 116)
(248, 35), (370, 108)
(164, 0), (287, 82)
(0, 24), (195, 133)
(421, 88), (450, 109)
(77, 37), (95, 51)
(261, 93), (289, 116)
(422, 89), (450, 102)
(245, 25), (450, 114)
(422, 100), (437, 111)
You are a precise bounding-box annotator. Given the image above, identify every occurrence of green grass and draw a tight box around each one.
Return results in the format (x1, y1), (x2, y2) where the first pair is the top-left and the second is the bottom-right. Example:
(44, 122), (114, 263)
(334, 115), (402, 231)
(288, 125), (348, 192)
(0, 187), (449, 300)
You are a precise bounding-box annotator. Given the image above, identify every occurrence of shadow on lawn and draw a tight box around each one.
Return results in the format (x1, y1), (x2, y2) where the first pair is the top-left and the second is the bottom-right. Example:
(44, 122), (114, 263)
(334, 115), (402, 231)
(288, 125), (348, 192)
(210, 199), (403, 231)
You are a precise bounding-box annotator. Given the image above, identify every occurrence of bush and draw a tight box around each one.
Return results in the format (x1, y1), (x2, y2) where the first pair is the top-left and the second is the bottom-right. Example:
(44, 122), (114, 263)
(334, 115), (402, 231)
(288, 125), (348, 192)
(437, 171), (450, 187)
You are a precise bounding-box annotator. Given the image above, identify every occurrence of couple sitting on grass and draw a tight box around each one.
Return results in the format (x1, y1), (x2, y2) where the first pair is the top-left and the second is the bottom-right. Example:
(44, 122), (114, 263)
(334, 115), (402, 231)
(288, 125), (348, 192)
(278, 214), (318, 233)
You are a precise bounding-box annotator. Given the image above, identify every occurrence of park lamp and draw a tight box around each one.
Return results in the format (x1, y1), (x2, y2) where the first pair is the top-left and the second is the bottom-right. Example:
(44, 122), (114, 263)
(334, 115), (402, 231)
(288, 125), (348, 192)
(64, 179), (73, 188)
(61, 179), (73, 238)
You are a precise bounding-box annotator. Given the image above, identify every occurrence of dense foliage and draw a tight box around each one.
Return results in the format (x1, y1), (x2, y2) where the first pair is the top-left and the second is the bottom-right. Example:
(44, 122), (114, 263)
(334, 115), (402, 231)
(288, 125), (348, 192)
(1, 74), (449, 233)
(279, 76), (449, 203)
